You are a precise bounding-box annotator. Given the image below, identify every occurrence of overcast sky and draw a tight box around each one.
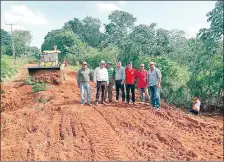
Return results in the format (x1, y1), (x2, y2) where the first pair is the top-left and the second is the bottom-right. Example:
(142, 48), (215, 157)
(1, 1), (216, 48)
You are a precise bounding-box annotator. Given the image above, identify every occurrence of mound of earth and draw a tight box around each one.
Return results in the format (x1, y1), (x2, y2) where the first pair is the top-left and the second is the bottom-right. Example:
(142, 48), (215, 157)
(31, 70), (62, 84)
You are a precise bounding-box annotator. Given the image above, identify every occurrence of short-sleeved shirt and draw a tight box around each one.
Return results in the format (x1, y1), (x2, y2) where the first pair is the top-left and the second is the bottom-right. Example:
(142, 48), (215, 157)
(125, 68), (137, 84)
(148, 67), (162, 86)
(137, 70), (148, 88)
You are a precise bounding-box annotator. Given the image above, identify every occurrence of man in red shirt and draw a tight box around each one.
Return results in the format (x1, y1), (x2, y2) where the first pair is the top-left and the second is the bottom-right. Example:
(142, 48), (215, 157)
(137, 63), (150, 104)
(125, 62), (137, 104)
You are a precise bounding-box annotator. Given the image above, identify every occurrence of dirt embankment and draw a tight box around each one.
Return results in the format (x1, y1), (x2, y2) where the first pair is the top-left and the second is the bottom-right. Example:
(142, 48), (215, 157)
(1, 65), (223, 161)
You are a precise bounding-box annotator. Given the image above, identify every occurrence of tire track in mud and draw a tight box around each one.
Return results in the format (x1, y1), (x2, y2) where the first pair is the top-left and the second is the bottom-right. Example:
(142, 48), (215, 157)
(78, 107), (130, 160)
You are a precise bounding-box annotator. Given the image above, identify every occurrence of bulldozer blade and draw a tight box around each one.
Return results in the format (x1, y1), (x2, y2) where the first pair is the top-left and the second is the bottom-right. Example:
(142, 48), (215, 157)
(27, 66), (62, 84)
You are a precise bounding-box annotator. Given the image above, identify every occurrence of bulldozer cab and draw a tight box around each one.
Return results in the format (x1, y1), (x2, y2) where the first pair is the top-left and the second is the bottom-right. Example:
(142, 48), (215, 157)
(40, 49), (61, 67)
(27, 46), (63, 84)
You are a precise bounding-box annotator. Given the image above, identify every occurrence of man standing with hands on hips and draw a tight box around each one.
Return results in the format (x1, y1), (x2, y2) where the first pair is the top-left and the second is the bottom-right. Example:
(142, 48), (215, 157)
(148, 62), (162, 109)
(94, 61), (109, 105)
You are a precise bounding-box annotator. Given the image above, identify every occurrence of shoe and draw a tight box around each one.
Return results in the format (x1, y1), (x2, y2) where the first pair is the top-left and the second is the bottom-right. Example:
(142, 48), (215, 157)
(81, 103), (85, 105)
(102, 101), (106, 104)
(126, 102), (130, 105)
(116, 100), (119, 103)
(87, 103), (92, 106)
(96, 102), (98, 105)
(122, 101), (125, 104)
(132, 102), (136, 105)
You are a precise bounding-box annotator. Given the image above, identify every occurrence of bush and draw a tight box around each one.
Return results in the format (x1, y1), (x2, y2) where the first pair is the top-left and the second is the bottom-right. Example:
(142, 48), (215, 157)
(32, 82), (46, 93)
(1, 58), (17, 82)
(85, 45), (118, 69)
(25, 76), (35, 85)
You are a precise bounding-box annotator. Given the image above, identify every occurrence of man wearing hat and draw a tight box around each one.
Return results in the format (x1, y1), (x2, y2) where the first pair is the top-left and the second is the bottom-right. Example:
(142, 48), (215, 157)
(104, 61), (115, 102)
(125, 62), (137, 104)
(94, 61), (109, 104)
(148, 62), (162, 109)
(77, 61), (93, 105)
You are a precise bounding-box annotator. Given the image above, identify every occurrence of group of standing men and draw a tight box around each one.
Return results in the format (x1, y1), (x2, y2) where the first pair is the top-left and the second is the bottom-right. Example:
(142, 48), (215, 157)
(77, 61), (162, 109)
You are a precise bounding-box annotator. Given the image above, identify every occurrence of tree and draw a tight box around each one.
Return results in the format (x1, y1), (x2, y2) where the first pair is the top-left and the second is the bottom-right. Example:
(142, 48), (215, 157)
(1, 29), (12, 55)
(13, 30), (32, 57)
(41, 29), (80, 60)
(63, 17), (105, 48)
(103, 10), (137, 47)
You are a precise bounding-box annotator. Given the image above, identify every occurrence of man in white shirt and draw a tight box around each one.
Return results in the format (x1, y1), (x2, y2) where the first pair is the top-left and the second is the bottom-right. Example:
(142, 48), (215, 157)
(94, 61), (109, 105)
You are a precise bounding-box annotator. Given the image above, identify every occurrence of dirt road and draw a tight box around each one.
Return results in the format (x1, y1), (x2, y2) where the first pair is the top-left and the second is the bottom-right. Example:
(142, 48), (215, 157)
(1, 65), (223, 161)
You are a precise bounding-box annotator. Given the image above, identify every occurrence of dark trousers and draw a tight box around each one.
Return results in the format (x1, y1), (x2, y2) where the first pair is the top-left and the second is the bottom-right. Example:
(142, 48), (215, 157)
(115, 80), (125, 101)
(189, 106), (199, 115)
(126, 84), (135, 103)
(96, 81), (107, 102)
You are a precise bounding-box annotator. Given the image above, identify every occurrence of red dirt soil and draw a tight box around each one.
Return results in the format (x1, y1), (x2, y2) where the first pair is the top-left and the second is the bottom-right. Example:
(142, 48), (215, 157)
(1, 64), (223, 161)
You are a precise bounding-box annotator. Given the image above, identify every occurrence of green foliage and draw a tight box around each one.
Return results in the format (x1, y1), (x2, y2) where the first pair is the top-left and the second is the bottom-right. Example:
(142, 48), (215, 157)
(25, 76), (35, 85)
(1, 29), (12, 56)
(64, 16), (105, 48)
(84, 45), (118, 69)
(1, 57), (17, 82)
(13, 30), (32, 57)
(41, 29), (81, 61)
(32, 82), (46, 93)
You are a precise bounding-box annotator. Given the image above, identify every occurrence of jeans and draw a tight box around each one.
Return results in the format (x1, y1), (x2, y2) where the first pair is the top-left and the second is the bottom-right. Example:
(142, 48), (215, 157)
(96, 81), (107, 102)
(79, 83), (91, 104)
(126, 84), (135, 103)
(149, 85), (160, 108)
(115, 80), (125, 101)
(104, 82), (114, 102)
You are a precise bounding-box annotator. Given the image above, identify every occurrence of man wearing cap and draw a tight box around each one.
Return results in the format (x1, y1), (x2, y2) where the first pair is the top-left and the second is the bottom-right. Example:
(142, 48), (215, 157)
(148, 62), (162, 109)
(94, 61), (109, 104)
(77, 62), (94, 105)
(125, 62), (137, 104)
(104, 62), (115, 102)
(115, 61), (126, 103)
(137, 63), (150, 104)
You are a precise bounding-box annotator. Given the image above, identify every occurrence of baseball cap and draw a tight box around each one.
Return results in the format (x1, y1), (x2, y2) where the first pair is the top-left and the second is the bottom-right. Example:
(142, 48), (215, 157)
(107, 61), (112, 65)
(82, 61), (87, 65)
(140, 63), (144, 66)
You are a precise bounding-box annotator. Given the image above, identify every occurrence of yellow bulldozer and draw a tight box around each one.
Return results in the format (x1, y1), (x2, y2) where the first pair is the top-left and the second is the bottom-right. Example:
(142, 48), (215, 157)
(27, 46), (63, 84)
